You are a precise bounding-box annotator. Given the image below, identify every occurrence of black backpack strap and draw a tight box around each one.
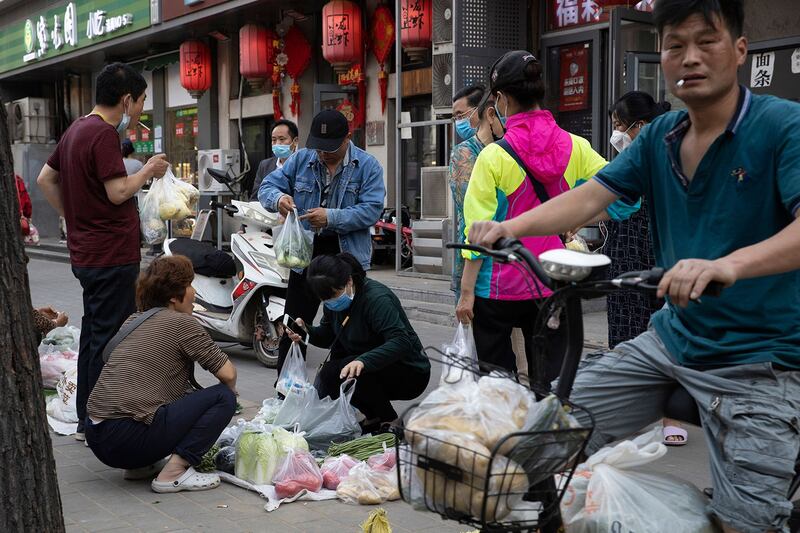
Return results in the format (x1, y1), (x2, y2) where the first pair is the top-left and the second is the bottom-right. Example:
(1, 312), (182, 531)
(496, 138), (551, 204)
(102, 307), (164, 363)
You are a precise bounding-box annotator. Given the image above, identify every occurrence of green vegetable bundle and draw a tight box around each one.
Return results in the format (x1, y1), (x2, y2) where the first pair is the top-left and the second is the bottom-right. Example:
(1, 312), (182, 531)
(197, 444), (220, 473)
(327, 433), (397, 462)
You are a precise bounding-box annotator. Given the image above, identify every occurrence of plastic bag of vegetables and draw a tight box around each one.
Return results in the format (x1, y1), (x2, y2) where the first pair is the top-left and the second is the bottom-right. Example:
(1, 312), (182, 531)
(272, 448), (323, 499)
(235, 429), (280, 485)
(298, 380), (361, 451)
(274, 208), (313, 269)
(40, 326), (80, 352)
(440, 323), (479, 386)
(138, 184), (167, 245)
(336, 462), (400, 505)
(321, 454), (360, 490)
(215, 446), (236, 474)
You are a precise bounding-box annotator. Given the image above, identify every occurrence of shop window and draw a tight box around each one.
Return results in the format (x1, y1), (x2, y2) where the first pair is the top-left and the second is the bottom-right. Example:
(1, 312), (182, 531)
(401, 96), (446, 218)
(123, 113), (155, 164)
(166, 106), (199, 237)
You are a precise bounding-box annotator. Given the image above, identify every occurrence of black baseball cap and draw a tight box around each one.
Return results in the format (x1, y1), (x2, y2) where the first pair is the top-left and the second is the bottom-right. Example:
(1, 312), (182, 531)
(306, 109), (350, 152)
(488, 50), (540, 93)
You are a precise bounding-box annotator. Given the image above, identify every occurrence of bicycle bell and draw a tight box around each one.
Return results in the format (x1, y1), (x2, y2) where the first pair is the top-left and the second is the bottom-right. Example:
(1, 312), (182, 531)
(539, 248), (611, 282)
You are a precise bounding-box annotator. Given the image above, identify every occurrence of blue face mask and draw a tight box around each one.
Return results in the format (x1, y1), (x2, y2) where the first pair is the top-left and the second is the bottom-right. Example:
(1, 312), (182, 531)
(455, 118), (477, 140)
(272, 143), (293, 159)
(494, 93), (508, 130)
(323, 287), (353, 312)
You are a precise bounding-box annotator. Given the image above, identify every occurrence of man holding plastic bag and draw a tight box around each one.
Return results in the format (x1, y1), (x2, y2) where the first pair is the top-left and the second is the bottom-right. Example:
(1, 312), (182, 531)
(258, 110), (385, 376)
(37, 62), (170, 441)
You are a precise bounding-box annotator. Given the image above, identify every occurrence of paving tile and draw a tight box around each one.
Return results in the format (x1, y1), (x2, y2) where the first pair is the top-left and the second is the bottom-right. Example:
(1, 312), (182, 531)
(81, 518), (135, 532)
(58, 464), (103, 484)
(236, 517), (299, 533)
(267, 503), (326, 525)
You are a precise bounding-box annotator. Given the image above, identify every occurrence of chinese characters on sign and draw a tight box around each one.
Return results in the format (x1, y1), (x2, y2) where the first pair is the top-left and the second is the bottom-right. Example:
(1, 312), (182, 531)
(23, 2), (135, 63)
(750, 51), (775, 88)
(327, 14), (351, 47)
(553, 0), (601, 29)
(558, 45), (590, 112)
(401, 1), (426, 31)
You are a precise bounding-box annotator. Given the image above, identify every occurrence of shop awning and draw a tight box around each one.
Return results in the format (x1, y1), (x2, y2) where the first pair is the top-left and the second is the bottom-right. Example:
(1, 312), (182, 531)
(144, 52), (180, 71)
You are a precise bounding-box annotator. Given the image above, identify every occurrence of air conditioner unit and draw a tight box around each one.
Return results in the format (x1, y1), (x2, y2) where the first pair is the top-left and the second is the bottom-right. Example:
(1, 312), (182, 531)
(432, 52), (453, 110)
(197, 149), (241, 193)
(420, 166), (451, 219)
(433, 0), (452, 45)
(11, 97), (53, 143)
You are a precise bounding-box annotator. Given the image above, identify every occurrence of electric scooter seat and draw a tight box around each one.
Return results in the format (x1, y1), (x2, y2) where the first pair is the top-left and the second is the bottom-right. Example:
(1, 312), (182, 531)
(168, 238), (236, 278)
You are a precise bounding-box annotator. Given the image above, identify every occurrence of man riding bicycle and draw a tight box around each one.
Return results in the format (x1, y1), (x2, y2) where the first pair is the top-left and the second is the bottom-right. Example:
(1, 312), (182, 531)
(470, 1), (800, 532)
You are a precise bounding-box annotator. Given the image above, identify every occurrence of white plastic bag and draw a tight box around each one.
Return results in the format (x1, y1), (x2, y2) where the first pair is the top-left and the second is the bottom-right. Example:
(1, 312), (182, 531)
(274, 208), (313, 269)
(139, 168), (198, 244)
(254, 398), (283, 424)
(440, 323), (479, 385)
(336, 462), (400, 505)
(561, 426), (716, 533)
(321, 454), (360, 489)
(139, 186), (167, 245)
(274, 380), (361, 451)
(276, 342), (309, 396)
(40, 325), (80, 352)
(39, 349), (78, 388)
(46, 366), (79, 423)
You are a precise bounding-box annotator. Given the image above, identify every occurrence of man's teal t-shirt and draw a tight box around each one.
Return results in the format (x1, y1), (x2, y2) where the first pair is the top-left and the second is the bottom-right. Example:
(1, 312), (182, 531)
(594, 87), (800, 368)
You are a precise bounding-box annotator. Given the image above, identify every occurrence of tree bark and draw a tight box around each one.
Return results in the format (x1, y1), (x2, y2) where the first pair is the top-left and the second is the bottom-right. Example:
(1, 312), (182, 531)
(0, 101), (65, 531)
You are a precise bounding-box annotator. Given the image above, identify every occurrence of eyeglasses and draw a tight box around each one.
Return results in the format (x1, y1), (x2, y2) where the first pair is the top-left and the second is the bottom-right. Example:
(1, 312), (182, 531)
(452, 107), (477, 122)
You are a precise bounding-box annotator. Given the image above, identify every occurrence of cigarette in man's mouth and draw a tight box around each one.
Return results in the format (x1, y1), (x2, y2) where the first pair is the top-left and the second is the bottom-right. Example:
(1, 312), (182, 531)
(676, 79), (686, 87)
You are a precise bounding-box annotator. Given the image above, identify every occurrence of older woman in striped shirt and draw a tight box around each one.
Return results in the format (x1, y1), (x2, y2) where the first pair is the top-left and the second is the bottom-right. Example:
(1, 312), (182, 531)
(86, 256), (238, 493)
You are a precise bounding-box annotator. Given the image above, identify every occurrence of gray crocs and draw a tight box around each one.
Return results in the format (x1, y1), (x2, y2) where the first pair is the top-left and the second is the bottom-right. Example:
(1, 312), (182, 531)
(150, 467), (220, 493)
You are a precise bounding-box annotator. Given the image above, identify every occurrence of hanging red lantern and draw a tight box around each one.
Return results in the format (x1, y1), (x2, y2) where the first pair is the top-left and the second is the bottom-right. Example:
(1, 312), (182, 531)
(239, 24), (277, 89)
(400, 0), (431, 63)
(370, 3), (395, 113)
(321, 0), (364, 74)
(283, 26), (312, 118)
(180, 40), (212, 99)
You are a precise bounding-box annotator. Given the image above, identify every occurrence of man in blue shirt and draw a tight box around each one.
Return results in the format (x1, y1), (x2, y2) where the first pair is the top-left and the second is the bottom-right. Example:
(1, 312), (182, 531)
(259, 110), (385, 374)
(470, 1), (800, 531)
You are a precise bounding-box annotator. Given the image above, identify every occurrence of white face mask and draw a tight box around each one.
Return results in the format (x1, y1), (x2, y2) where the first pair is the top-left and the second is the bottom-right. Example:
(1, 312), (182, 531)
(609, 130), (632, 153)
(609, 122), (639, 153)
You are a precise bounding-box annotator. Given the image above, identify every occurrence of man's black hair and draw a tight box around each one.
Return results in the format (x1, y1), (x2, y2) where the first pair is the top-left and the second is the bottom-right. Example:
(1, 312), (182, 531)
(271, 119), (299, 139)
(96, 62), (147, 107)
(654, 0), (744, 39)
(453, 84), (485, 108)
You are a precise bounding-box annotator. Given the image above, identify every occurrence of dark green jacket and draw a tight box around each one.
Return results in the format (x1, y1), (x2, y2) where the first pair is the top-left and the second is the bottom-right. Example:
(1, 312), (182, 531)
(307, 279), (430, 374)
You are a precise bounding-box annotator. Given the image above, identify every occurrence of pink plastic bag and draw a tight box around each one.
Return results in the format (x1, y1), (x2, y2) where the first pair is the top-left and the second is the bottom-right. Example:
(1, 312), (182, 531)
(321, 454), (360, 490)
(367, 448), (396, 472)
(272, 448), (323, 499)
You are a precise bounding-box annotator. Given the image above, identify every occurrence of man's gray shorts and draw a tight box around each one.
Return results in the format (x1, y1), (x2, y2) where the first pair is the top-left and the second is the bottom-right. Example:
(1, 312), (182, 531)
(569, 329), (800, 533)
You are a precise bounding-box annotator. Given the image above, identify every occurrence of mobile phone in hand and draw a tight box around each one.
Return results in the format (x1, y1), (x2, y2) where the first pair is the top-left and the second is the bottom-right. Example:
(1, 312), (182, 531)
(282, 314), (309, 345)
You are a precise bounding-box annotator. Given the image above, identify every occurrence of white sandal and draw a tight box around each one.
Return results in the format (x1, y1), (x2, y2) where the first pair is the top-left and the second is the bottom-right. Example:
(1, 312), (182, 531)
(150, 467), (220, 493)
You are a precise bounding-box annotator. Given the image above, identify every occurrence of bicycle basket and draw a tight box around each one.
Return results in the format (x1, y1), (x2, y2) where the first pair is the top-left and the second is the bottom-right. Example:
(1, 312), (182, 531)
(394, 349), (594, 532)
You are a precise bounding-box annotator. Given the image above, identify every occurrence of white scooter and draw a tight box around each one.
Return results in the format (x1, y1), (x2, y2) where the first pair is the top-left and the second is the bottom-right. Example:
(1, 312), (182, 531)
(163, 196), (289, 368)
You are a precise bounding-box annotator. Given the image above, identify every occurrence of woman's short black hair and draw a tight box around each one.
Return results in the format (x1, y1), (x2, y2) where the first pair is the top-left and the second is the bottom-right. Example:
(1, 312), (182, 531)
(609, 91), (671, 126)
(96, 62), (147, 107)
(307, 253), (366, 301)
(654, 0), (744, 39)
(121, 139), (135, 158)
(495, 61), (544, 110)
(272, 119), (299, 139)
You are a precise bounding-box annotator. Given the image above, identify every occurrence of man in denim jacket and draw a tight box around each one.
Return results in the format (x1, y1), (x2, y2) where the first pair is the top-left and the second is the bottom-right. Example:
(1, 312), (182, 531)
(259, 110), (385, 374)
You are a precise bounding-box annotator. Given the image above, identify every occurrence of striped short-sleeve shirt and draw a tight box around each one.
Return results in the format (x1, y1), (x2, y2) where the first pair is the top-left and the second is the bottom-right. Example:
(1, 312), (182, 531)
(87, 309), (229, 424)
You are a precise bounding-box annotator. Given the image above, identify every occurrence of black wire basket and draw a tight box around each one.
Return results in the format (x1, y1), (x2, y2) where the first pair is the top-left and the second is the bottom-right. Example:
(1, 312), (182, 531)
(393, 349), (594, 532)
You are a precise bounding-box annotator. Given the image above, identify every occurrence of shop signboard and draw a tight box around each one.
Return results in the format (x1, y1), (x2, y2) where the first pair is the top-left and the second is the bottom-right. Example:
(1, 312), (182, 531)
(549, 0), (639, 30)
(0, 0), (151, 75)
(558, 45), (590, 112)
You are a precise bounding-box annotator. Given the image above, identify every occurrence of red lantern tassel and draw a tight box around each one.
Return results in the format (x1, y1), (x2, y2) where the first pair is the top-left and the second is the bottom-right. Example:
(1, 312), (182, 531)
(273, 87), (282, 121)
(378, 68), (388, 114)
(290, 82), (301, 117)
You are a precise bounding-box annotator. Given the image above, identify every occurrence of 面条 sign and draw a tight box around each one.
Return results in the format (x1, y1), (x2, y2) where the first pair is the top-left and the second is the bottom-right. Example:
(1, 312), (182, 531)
(0, 0), (151, 75)
(558, 45), (589, 112)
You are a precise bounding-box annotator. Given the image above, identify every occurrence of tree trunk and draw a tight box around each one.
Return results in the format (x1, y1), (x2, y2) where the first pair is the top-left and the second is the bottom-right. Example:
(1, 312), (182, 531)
(0, 101), (65, 531)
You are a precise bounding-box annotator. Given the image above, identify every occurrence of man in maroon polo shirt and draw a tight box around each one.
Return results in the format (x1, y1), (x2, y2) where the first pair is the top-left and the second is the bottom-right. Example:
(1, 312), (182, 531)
(38, 62), (170, 441)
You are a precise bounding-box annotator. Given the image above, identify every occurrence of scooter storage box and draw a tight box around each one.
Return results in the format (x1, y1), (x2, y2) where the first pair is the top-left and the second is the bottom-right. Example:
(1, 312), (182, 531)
(170, 238), (237, 278)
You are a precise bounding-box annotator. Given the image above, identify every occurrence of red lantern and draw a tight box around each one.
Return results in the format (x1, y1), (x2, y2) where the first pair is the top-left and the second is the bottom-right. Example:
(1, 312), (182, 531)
(239, 24), (277, 86)
(400, 0), (431, 62)
(180, 40), (212, 99)
(370, 3), (395, 113)
(283, 26), (312, 117)
(322, 0), (364, 74)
